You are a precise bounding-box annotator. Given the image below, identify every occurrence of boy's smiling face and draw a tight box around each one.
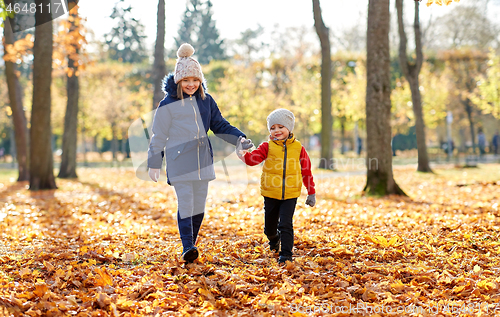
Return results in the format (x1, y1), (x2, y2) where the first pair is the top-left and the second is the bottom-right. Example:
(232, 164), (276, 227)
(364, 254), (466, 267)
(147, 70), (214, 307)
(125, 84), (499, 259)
(270, 124), (290, 140)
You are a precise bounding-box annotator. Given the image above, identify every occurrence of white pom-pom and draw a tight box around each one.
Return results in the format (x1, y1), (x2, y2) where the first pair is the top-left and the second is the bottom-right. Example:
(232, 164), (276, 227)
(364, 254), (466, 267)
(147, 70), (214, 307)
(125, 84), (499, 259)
(177, 43), (195, 58)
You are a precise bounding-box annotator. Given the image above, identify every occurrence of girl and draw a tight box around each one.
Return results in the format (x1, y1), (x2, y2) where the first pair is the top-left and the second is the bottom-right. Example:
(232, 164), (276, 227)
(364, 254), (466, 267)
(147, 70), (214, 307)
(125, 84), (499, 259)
(148, 43), (253, 263)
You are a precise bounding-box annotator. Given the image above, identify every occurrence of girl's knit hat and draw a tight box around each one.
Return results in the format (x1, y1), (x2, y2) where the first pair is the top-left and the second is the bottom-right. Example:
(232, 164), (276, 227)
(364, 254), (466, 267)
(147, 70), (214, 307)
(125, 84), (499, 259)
(174, 43), (205, 84)
(267, 108), (295, 133)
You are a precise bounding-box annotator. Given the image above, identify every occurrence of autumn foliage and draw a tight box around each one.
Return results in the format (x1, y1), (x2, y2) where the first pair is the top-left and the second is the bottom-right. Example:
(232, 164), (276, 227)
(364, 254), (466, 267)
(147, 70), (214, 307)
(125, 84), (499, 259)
(1, 164), (499, 316)
(416, 0), (461, 6)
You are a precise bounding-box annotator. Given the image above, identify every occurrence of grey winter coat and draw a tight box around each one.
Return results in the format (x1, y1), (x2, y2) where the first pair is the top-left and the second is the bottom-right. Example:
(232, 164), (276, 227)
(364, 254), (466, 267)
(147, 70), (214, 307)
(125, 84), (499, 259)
(147, 74), (245, 184)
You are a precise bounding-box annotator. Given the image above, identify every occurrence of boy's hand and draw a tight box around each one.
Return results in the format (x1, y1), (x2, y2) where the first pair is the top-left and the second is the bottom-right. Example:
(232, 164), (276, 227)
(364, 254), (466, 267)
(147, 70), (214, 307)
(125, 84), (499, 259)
(236, 136), (253, 156)
(149, 168), (160, 182)
(305, 194), (316, 207)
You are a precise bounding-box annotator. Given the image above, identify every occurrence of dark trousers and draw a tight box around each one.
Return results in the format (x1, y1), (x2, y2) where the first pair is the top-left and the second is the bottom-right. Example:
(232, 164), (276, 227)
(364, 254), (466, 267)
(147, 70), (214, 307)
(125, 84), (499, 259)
(173, 181), (209, 252)
(264, 197), (297, 257)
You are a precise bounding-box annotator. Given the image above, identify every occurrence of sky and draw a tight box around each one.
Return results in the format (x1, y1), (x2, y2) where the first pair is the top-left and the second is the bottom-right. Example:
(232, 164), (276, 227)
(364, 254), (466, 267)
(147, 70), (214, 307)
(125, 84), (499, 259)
(75, 0), (495, 52)
(77, 0), (361, 50)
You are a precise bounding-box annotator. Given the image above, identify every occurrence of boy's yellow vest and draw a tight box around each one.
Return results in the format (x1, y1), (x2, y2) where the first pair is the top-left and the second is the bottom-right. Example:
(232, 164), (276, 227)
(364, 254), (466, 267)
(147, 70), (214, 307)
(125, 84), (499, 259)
(261, 136), (303, 200)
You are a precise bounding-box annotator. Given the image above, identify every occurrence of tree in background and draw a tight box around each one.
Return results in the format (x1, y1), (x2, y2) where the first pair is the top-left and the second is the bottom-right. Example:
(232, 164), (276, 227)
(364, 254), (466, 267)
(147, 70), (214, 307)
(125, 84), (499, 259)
(396, 0), (432, 172)
(173, 0), (201, 50)
(173, 0), (225, 64)
(335, 57), (366, 152)
(196, 0), (225, 64)
(443, 50), (488, 153)
(214, 60), (275, 138)
(79, 63), (150, 162)
(312, 0), (333, 170)
(153, 0), (166, 110)
(423, 1), (497, 51)
(233, 25), (265, 64)
(57, 2), (86, 178)
(105, 0), (147, 64)
(30, 0), (56, 190)
(472, 49), (500, 119)
(364, 0), (405, 196)
(2, 0), (29, 181)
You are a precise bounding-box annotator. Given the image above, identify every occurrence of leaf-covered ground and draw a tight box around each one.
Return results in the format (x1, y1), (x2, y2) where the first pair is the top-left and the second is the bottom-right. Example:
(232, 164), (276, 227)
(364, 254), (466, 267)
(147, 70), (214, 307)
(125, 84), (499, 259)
(1, 164), (499, 316)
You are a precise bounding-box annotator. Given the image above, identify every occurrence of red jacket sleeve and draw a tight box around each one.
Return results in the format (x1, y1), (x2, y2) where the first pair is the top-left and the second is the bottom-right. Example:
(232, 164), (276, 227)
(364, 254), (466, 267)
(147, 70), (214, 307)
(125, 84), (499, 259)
(240, 142), (269, 166)
(300, 146), (316, 195)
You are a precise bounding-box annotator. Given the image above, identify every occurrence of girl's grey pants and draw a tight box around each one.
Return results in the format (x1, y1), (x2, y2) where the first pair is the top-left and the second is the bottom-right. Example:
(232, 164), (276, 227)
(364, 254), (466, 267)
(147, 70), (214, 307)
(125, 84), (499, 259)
(173, 181), (209, 252)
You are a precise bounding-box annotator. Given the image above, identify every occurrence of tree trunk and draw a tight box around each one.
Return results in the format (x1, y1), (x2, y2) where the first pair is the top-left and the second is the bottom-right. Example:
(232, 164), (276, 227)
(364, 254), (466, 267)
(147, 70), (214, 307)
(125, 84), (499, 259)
(10, 126), (16, 167)
(153, 0), (166, 109)
(396, 0), (432, 173)
(58, 6), (80, 179)
(82, 124), (88, 167)
(340, 116), (346, 155)
(364, 0), (405, 196)
(459, 128), (466, 153)
(312, 0), (333, 170)
(111, 124), (118, 162)
(464, 99), (476, 153)
(30, 1), (57, 190)
(3, 4), (29, 181)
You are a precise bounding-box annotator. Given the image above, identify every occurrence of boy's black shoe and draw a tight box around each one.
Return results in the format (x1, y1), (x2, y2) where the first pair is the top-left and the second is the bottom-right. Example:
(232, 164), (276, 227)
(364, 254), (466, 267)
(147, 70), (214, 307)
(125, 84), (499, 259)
(278, 255), (292, 264)
(268, 232), (280, 253)
(181, 247), (199, 263)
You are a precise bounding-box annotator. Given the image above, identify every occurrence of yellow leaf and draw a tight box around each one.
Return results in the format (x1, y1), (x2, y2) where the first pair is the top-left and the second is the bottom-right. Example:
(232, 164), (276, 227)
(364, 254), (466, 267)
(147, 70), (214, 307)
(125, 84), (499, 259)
(33, 283), (49, 297)
(198, 288), (215, 301)
(375, 235), (388, 246)
(95, 267), (113, 286)
(453, 285), (465, 293)
(388, 236), (398, 246)
(436, 0), (443, 5)
(427, 0), (434, 6)
(390, 280), (406, 293)
(474, 265), (481, 273)
(477, 280), (496, 291)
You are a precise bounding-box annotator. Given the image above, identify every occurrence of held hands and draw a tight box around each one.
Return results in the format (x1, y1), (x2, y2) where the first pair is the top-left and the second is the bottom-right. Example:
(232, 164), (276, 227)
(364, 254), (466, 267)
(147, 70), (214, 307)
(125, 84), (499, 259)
(305, 194), (316, 207)
(236, 136), (254, 156)
(148, 168), (160, 182)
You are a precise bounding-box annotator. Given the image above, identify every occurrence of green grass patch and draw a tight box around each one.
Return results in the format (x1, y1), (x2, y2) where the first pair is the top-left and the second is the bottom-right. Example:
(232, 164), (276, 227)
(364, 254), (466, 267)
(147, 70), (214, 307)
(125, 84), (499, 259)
(0, 169), (18, 184)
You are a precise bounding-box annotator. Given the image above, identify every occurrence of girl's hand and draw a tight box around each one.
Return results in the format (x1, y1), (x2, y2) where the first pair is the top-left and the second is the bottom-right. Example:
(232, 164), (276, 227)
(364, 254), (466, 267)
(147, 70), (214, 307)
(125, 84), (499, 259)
(149, 168), (160, 182)
(236, 136), (253, 156)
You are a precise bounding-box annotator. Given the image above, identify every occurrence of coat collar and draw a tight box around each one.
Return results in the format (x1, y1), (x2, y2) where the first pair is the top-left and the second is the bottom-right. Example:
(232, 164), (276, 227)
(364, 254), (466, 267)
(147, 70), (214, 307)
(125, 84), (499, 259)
(270, 133), (296, 146)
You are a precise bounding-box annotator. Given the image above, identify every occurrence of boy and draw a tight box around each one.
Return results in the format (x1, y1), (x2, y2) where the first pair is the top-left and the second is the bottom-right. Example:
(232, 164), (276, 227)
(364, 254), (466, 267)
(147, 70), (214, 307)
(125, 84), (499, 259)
(236, 109), (316, 264)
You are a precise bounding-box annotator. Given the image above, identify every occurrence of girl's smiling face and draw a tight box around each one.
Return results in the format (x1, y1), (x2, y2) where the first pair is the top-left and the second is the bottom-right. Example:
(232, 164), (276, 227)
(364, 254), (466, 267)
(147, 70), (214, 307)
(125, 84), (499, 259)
(270, 124), (290, 140)
(180, 77), (200, 95)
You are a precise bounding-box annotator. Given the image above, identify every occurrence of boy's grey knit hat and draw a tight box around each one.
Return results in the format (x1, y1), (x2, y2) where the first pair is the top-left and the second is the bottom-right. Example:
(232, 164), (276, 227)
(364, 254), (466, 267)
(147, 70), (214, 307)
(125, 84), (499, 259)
(174, 43), (205, 84)
(267, 108), (295, 133)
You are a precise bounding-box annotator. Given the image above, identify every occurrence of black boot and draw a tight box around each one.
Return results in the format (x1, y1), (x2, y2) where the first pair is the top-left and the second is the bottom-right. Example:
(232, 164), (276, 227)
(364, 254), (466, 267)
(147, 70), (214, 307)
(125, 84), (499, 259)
(278, 255), (292, 264)
(181, 247), (199, 263)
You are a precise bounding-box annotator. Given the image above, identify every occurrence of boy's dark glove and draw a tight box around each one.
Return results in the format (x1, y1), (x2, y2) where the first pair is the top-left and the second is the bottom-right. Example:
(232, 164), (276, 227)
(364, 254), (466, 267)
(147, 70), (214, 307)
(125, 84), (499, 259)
(305, 194), (316, 207)
(236, 136), (253, 156)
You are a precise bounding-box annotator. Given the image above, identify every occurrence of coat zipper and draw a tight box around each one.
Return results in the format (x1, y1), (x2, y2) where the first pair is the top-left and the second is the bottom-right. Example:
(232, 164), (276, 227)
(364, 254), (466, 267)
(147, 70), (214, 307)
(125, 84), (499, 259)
(281, 141), (287, 200)
(190, 95), (201, 180)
